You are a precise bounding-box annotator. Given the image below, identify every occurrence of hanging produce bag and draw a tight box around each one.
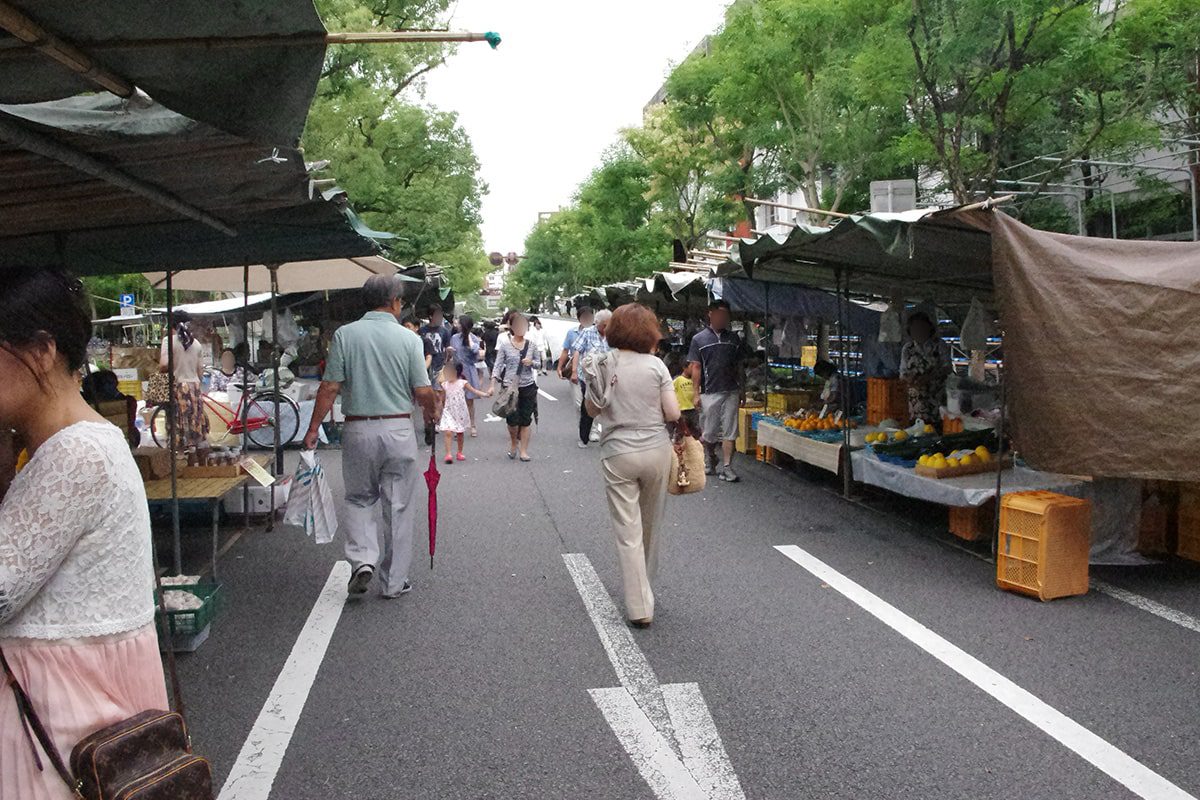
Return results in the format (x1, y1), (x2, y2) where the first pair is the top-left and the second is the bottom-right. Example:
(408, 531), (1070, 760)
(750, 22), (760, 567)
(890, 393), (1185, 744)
(283, 450), (337, 544)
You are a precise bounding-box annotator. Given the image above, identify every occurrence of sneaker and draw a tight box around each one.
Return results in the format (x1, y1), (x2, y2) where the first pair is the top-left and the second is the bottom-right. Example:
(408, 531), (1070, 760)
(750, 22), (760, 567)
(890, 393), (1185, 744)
(577, 441), (589, 448)
(348, 565), (374, 595)
(456, 452), (466, 461)
(719, 465), (740, 483)
(589, 426), (601, 443)
(383, 581), (413, 599)
(444, 454), (453, 464)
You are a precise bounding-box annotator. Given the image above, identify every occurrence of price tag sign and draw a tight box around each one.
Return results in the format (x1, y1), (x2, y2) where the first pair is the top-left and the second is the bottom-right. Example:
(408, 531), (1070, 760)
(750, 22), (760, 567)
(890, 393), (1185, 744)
(239, 457), (276, 487)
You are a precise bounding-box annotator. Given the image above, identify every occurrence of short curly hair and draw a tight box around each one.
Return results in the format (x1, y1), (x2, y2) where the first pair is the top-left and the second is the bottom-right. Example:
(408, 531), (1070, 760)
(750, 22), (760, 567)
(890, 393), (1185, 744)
(604, 304), (662, 354)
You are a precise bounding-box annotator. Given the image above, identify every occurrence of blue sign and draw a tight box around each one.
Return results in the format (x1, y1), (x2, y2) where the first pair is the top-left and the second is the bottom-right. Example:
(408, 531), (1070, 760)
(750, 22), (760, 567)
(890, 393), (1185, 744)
(119, 293), (135, 308)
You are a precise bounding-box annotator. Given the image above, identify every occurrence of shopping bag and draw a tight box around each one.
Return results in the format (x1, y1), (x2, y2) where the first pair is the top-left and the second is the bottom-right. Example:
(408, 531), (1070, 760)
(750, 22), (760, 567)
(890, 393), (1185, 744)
(668, 436), (706, 496)
(283, 450), (337, 544)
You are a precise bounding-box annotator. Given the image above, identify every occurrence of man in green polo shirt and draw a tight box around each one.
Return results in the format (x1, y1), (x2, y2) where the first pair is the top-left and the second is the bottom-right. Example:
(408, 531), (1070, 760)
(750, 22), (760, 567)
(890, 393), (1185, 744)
(305, 275), (436, 598)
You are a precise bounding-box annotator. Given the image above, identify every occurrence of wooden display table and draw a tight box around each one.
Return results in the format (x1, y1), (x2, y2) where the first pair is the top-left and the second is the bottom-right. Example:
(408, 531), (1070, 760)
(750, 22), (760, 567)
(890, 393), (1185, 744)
(144, 456), (272, 578)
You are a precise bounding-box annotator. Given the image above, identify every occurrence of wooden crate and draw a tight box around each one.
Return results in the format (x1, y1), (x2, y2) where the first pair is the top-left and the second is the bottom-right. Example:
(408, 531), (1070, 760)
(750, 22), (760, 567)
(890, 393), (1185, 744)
(866, 378), (907, 426)
(997, 491), (1091, 601)
(948, 500), (994, 543)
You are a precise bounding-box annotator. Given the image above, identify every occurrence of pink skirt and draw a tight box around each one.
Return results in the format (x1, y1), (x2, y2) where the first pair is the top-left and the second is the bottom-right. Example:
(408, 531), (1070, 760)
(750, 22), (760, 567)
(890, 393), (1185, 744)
(0, 625), (168, 800)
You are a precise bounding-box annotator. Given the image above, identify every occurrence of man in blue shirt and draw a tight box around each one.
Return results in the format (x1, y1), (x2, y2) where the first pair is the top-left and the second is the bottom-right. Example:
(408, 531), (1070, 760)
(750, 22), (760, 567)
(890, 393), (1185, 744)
(557, 305), (593, 414)
(687, 299), (748, 482)
(305, 275), (436, 598)
(571, 308), (611, 447)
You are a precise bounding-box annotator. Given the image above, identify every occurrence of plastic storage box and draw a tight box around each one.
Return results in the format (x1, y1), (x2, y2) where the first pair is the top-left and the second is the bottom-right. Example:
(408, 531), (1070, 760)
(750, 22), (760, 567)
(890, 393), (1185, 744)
(997, 491), (1091, 601)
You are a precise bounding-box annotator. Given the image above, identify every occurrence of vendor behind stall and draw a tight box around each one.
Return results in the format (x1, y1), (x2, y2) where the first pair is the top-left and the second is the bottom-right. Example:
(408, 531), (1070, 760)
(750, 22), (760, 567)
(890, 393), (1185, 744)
(899, 311), (952, 426)
(814, 359), (847, 410)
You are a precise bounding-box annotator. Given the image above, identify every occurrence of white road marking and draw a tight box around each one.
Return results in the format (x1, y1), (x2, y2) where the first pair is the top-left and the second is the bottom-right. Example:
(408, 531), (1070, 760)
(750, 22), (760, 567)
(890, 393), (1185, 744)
(483, 413), (504, 423)
(563, 553), (745, 800)
(537, 388), (558, 402)
(591, 687), (707, 800)
(1092, 579), (1200, 635)
(219, 561), (350, 800)
(774, 545), (1197, 800)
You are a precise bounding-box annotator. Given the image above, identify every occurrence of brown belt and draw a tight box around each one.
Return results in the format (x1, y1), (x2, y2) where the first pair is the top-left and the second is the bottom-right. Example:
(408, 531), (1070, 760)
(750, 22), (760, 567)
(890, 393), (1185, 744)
(344, 413), (412, 421)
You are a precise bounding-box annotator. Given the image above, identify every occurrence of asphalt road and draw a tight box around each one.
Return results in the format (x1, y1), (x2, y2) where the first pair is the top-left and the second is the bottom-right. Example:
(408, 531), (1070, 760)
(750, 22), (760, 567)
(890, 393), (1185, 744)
(174, 367), (1200, 800)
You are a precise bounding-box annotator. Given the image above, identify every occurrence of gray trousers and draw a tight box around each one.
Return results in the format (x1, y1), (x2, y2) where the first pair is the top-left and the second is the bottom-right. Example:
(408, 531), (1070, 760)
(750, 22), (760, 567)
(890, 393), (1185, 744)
(339, 418), (419, 595)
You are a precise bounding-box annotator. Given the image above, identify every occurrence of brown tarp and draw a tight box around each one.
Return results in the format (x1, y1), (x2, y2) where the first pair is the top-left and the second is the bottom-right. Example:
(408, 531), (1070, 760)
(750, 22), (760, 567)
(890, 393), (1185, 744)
(989, 211), (1200, 480)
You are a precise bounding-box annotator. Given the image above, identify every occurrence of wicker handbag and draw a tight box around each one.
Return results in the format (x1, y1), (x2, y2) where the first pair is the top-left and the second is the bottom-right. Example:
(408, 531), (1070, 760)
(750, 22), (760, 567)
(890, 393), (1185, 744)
(668, 435), (706, 495)
(145, 373), (172, 406)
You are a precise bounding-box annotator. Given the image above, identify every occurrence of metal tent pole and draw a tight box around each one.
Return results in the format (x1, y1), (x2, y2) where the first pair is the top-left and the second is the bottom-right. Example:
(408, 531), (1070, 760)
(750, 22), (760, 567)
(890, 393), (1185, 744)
(763, 281), (771, 417)
(242, 265), (250, 530)
(992, 336), (1008, 558)
(268, 265), (281, 531)
(166, 271), (181, 574)
(838, 269), (853, 499)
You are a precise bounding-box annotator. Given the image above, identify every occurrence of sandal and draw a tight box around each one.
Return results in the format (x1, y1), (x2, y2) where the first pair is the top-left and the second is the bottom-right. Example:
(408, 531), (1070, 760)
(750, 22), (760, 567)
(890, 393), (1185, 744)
(507, 451), (516, 460)
(519, 454), (532, 462)
(470, 427), (478, 438)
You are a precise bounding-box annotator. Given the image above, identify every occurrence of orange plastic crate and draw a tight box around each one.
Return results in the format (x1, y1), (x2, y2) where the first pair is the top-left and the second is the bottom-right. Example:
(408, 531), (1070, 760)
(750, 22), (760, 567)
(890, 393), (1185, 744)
(948, 501), (993, 542)
(866, 378), (907, 425)
(942, 414), (965, 434)
(997, 491), (1091, 601)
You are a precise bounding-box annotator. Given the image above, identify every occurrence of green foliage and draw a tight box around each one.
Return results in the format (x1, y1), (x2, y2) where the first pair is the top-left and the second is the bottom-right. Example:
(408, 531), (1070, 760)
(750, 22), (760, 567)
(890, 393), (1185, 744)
(507, 149), (671, 310)
(875, 0), (1160, 202)
(623, 104), (740, 250)
(83, 274), (153, 316)
(306, 0), (490, 296)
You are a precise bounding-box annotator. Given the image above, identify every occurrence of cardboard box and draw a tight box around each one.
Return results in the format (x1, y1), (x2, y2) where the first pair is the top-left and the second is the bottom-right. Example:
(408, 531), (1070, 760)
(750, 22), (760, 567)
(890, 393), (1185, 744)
(133, 446), (172, 481)
(221, 478), (291, 516)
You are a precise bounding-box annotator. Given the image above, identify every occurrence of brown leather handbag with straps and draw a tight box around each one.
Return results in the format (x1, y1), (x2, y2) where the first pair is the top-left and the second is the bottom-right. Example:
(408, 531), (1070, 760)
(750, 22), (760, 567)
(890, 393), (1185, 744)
(1, 578), (213, 800)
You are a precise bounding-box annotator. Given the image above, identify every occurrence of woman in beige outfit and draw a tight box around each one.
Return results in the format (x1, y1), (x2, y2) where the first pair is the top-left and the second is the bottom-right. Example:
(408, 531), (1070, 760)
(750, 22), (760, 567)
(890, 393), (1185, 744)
(585, 304), (680, 627)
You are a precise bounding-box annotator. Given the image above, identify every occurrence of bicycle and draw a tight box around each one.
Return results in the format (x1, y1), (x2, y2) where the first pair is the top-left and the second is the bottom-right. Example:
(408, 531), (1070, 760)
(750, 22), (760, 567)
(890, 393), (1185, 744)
(149, 378), (301, 450)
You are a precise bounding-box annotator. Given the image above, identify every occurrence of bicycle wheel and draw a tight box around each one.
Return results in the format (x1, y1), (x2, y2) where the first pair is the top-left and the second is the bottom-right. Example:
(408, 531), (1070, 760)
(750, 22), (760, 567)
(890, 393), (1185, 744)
(244, 392), (301, 449)
(148, 405), (169, 448)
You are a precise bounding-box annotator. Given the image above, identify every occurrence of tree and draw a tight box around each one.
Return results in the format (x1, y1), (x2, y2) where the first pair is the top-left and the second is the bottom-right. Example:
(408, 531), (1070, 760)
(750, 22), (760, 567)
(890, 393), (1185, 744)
(507, 149), (672, 309)
(872, 0), (1159, 203)
(623, 104), (739, 251)
(658, 0), (906, 221)
(307, 0), (491, 295)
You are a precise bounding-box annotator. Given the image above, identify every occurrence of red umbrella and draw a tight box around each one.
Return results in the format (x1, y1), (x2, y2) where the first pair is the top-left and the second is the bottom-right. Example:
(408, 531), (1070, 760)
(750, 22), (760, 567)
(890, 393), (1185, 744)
(424, 452), (441, 568)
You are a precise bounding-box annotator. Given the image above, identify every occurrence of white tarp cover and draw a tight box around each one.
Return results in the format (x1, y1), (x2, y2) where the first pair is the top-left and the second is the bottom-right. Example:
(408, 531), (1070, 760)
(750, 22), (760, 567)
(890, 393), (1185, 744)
(145, 257), (399, 293)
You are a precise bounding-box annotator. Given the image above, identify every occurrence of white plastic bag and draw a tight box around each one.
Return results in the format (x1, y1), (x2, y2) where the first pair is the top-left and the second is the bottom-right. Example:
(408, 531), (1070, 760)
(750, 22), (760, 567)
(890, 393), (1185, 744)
(878, 303), (903, 343)
(283, 450), (337, 544)
(960, 297), (994, 351)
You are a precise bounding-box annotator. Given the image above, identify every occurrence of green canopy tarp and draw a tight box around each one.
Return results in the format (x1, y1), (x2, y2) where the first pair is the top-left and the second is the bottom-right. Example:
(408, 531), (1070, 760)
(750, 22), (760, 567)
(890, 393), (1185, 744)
(721, 209), (993, 304)
(0, 0), (326, 144)
(0, 94), (386, 274)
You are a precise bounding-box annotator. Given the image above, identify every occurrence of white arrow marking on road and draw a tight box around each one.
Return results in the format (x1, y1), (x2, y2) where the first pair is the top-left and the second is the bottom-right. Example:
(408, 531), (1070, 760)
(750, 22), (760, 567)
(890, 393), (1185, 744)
(563, 553), (745, 800)
(775, 545), (1198, 800)
(219, 561), (349, 800)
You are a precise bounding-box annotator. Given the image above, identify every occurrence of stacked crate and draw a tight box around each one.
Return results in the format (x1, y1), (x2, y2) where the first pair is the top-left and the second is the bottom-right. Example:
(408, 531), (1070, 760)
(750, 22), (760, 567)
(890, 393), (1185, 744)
(866, 378), (907, 426)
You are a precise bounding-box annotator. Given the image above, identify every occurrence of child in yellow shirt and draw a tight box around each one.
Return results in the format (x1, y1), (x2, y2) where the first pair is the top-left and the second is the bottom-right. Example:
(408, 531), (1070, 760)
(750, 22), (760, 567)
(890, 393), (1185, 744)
(668, 357), (699, 437)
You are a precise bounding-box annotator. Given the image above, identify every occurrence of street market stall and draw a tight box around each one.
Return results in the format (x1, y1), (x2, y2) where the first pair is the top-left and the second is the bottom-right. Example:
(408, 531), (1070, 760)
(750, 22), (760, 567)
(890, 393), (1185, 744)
(717, 203), (1200, 567)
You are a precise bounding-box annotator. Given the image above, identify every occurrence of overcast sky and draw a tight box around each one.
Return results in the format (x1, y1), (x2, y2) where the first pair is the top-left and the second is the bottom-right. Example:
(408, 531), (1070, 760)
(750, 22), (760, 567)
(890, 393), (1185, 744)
(423, 1), (731, 255)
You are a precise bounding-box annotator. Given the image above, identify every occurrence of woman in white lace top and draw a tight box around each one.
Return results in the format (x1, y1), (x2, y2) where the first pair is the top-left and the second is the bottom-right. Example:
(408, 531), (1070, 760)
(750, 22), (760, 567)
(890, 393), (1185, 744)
(1, 268), (166, 799)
